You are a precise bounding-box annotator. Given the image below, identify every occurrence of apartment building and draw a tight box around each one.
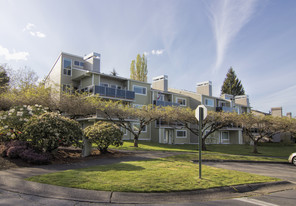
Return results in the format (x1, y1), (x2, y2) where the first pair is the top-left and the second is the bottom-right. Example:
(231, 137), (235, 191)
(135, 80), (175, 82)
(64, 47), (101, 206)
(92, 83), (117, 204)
(45, 51), (251, 145)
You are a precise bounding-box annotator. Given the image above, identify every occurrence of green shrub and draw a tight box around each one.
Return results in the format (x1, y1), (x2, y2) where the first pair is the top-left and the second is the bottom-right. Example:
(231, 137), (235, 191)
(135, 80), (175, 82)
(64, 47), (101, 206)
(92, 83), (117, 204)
(23, 112), (83, 153)
(84, 121), (123, 153)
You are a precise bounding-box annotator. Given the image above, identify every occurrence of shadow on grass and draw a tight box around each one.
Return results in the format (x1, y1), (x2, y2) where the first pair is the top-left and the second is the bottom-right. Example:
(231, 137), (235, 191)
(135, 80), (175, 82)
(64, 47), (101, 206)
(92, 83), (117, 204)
(77, 162), (145, 172)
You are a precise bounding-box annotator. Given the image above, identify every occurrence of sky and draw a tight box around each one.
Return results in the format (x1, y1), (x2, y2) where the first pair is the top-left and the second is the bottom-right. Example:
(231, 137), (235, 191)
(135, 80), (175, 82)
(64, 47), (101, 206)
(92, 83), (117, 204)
(0, 0), (295, 117)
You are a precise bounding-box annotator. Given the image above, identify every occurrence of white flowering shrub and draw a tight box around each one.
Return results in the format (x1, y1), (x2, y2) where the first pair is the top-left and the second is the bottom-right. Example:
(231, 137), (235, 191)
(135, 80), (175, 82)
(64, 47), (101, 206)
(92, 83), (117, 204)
(0, 105), (49, 142)
(84, 121), (123, 154)
(23, 112), (83, 153)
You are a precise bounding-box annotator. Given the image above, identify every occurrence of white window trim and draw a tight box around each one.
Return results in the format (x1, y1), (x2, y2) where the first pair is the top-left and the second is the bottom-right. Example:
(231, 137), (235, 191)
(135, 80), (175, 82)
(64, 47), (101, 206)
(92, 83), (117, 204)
(176, 130), (187, 138)
(133, 123), (147, 133)
(133, 85), (147, 96)
(63, 58), (72, 76)
(205, 98), (214, 107)
(176, 97), (187, 106)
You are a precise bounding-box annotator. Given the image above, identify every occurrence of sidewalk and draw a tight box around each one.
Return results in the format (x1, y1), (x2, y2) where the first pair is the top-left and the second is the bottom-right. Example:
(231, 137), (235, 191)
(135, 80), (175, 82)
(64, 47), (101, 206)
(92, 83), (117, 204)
(0, 150), (295, 204)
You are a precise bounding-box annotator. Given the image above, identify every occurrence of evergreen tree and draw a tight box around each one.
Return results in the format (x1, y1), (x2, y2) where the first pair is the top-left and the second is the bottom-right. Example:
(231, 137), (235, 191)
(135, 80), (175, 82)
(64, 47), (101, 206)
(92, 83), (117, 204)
(130, 54), (147, 82)
(0, 65), (10, 94)
(221, 67), (245, 96)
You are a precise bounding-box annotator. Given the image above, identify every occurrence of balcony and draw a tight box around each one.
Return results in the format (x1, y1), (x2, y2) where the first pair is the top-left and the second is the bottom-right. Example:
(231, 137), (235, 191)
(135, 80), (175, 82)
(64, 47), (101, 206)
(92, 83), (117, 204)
(94, 86), (135, 100)
(153, 100), (180, 107)
(216, 106), (235, 113)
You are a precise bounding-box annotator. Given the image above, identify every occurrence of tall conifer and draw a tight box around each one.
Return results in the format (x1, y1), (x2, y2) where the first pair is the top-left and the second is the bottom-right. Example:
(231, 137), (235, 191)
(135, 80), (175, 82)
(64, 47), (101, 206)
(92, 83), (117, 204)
(221, 67), (245, 96)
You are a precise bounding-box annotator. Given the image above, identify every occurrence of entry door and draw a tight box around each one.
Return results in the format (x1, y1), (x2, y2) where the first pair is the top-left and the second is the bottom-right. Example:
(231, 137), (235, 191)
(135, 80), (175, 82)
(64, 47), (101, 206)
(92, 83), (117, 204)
(165, 129), (174, 144)
(221, 131), (230, 144)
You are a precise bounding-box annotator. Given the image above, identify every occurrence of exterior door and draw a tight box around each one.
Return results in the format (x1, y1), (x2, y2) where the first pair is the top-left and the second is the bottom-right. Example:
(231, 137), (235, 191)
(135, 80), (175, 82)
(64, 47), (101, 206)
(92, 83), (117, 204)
(165, 129), (174, 144)
(221, 131), (230, 144)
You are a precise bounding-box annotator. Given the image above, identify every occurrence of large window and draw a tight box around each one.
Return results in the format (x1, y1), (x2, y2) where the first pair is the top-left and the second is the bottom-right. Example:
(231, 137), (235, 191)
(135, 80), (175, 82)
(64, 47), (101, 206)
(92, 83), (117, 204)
(133, 85), (147, 95)
(63, 58), (72, 76)
(176, 130), (187, 138)
(133, 123), (147, 132)
(205, 98), (214, 107)
(176, 97), (186, 106)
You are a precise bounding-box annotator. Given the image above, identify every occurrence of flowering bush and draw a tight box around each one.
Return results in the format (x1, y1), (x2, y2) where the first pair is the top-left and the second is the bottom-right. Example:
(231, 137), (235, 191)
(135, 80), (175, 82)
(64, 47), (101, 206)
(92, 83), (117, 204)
(84, 121), (123, 153)
(0, 105), (49, 142)
(23, 112), (83, 153)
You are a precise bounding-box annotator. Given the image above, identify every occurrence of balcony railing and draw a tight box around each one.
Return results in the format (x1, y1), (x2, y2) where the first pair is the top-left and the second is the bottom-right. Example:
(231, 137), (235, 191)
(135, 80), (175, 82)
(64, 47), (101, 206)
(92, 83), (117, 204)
(153, 100), (180, 107)
(94, 86), (135, 100)
(216, 106), (235, 113)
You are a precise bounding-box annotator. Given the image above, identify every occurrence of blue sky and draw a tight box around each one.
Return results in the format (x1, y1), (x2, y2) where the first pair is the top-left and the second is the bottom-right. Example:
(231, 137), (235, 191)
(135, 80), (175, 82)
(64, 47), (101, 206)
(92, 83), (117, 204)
(0, 0), (295, 116)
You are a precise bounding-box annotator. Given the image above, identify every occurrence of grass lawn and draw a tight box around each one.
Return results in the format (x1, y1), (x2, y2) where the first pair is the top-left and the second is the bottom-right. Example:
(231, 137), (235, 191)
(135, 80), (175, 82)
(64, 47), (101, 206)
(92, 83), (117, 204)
(26, 155), (279, 192)
(110, 141), (295, 159)
(109, 141), (198, 153)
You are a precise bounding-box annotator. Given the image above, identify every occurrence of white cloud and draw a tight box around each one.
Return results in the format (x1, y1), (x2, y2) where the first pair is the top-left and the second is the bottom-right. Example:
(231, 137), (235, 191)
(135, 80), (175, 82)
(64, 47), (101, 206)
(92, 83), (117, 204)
(30, 31), (46, 38)
(151, 49), (164, 55)
(0, 45), (29, 61)
(23, 23), (35, 31)
(143, 49), (164, 56)
(206, 0), (258, 72)
(23, 23), (46, 38)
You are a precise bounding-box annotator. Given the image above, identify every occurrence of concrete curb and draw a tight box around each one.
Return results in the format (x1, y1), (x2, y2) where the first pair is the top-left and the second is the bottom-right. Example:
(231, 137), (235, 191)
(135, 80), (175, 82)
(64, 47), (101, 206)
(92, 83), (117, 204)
(0, 175), (294, 204)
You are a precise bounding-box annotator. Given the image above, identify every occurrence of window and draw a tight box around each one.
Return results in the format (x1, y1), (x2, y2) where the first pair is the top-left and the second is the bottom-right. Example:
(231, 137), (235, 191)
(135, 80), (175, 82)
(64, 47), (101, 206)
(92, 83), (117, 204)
(133, 85), (147, 95)
(63, 58), (72, 76)
(176, 130), (187, 138)
(100, 83), (109, 87)
(62, 84), (71, 93)
(133, 123), (147, 132)
(176, 97), (186, 106)
(74, 61), (80, 66)
(74, 60), (84, 67)
(205, 98), (214, 107)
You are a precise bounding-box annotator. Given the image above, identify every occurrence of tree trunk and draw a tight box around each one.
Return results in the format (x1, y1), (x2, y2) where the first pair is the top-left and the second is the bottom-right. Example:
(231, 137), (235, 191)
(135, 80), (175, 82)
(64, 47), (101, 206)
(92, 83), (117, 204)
(253, 141), (258, 154)
(202, 138), (207, 151)
(134, 137), (138, 147)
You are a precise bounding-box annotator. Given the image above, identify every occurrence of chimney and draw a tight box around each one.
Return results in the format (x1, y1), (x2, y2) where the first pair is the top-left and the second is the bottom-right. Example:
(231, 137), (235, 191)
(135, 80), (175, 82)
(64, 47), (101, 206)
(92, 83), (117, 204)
(196, 81), (212, 96)
(83, 52), (101, 73)
(271, 107), (283, 117)
(152, 75), (168, 91)
(286, 112), (292, 118)
(234, 95), (250, 107)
